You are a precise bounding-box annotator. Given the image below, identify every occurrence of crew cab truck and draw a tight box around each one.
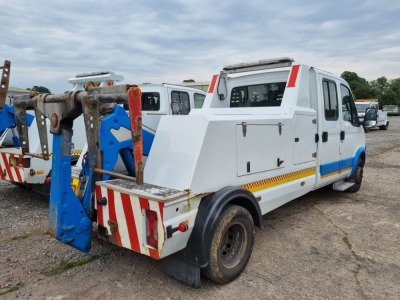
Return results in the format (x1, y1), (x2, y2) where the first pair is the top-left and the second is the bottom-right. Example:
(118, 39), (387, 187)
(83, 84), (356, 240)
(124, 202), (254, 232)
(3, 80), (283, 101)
(0, 71), (122, 195)
(355, 100), (389, 132)
(13, 58), (369, 288)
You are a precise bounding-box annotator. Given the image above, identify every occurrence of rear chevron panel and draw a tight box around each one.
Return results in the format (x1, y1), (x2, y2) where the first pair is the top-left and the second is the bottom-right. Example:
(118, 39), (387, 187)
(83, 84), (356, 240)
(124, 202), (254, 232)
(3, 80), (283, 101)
(0, 152), (24, 182)
(95, 185), (164, 259)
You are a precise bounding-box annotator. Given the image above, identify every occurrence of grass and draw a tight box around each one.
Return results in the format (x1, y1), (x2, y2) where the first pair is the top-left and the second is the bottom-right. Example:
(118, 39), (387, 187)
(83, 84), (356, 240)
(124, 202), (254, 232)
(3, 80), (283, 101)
(46, 255), (100, 276)
(0, 284), (21, 296)
(11, 232), (31, 240)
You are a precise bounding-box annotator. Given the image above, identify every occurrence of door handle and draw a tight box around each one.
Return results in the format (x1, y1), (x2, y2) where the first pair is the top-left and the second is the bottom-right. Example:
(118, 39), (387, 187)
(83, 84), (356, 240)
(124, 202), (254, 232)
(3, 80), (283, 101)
(340, 131), (345, 141)
(322, 131), (328, 142)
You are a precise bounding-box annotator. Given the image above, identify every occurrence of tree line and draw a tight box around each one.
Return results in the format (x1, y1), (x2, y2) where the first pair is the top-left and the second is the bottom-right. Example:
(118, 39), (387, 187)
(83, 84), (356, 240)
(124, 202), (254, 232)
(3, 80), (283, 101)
(341, 71), (400, 106)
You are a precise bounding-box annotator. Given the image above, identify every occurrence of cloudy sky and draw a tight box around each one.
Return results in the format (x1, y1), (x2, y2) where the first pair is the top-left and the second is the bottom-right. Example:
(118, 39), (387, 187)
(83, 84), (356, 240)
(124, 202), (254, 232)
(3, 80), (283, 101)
(1, 0), (399, 93)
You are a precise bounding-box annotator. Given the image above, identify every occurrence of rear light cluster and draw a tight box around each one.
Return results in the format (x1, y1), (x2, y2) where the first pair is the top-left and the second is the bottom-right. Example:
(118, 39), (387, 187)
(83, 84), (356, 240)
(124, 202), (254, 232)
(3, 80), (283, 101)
(9, 157), (30, 168)
(146, 209), (158, 249)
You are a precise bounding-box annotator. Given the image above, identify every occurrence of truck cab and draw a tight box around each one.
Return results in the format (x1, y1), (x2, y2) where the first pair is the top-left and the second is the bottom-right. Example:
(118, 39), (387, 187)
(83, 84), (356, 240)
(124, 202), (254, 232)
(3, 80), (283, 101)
(130, 83), (206, 148)
(356, 101), (378, 121)
(355, 100), (389, 131)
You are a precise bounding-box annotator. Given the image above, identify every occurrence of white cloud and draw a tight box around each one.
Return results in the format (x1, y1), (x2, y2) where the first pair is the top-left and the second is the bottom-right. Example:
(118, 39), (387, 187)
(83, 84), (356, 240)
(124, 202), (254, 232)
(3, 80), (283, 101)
(1, 0), (399, 92)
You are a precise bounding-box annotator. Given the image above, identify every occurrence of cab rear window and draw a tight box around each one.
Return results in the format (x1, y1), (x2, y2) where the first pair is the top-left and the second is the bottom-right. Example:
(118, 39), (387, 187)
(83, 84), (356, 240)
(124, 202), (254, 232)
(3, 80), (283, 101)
(142, 92), (160, 111)
(230, 82), (286, 108)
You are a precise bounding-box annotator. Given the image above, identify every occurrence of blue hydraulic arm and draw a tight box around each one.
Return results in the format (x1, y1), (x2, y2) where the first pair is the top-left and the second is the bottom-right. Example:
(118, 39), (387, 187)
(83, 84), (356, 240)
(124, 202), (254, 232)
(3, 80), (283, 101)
(49, 130), (93, 252)
(99, 105), (155, 179)
(0, 105), (34, 146)
(13, 85), (142, 253)
(0, 105), (15, 133)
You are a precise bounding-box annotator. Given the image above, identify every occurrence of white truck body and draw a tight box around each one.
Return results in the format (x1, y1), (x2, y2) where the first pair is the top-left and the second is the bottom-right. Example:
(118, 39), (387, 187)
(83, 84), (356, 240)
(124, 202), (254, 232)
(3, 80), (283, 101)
(92, 59), (366, 285)
(15, 58), (367, 287)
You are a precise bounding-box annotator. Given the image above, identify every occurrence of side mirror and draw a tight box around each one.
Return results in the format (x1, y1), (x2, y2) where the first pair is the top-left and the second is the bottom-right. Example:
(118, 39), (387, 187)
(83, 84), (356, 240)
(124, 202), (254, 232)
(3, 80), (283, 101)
(362, 107), (377, 129)
(364, 107), (377, 121)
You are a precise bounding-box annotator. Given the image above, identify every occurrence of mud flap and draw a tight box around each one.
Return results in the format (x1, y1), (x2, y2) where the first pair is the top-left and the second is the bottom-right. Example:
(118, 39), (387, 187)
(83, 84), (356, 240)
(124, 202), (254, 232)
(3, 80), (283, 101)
(162, 251), (201, 288)
(49, 131), (93, 253)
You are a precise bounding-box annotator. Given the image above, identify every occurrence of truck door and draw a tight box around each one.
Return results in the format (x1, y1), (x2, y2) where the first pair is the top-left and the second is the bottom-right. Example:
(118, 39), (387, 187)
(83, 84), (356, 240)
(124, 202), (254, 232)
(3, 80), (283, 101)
(317, 77), (343, 186)
(339, 84), (362, 178)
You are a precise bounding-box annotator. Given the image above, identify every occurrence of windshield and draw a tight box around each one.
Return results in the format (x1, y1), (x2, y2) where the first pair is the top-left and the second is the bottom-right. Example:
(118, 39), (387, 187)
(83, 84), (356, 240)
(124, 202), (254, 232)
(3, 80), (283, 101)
(355, 103), (370, 113)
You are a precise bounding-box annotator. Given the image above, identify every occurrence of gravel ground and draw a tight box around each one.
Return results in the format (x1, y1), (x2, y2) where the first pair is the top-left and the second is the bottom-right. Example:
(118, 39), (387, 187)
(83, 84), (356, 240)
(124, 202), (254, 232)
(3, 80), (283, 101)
(0, 116), (399, 300)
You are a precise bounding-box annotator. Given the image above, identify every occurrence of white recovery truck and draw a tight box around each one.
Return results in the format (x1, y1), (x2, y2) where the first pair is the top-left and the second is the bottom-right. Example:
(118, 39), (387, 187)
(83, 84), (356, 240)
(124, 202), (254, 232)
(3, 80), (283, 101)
(355, 100), (389, 132)
(0, 71), (123, 195)
(13, 57), (370, 287)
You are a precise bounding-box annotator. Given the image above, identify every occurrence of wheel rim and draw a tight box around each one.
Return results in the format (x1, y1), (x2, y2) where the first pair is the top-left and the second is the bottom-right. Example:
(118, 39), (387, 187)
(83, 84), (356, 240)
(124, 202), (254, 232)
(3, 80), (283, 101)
(219, 222), (247, 269)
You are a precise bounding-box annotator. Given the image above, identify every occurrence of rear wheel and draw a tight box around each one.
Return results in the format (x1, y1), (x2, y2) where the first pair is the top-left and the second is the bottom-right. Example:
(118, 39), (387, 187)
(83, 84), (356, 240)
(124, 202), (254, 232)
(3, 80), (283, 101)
(379, 122), (389, 130)
(346, 157), (364, 193)
(202, 205), (254, 284)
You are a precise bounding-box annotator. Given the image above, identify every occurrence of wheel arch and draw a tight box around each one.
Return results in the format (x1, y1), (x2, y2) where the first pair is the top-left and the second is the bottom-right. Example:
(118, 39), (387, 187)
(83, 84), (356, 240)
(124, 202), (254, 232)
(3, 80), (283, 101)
(350, 147), (366, 176)
(184, 186), (262, 268)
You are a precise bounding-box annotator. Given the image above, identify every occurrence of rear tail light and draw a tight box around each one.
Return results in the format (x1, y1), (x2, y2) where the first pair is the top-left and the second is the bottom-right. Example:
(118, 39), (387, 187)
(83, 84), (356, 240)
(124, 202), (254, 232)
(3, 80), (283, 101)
(9, 157), (31, 168)
(146, 209), (158, 249)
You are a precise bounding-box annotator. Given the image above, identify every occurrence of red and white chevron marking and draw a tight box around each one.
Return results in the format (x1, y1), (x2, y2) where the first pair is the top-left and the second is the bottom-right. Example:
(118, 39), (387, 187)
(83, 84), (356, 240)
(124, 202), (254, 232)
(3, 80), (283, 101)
(0, 152), (24, 183)
(95, 185), (165, 260)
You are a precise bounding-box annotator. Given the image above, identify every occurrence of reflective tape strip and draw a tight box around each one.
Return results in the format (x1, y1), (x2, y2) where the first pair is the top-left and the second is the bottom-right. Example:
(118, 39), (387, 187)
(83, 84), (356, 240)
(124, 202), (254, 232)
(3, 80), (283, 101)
(321, 167), (352, 179)
(207, 74), (218, 93)
(0, 152), (24, 183)
(107, 188), (122, 246)
(287, 64), (300, 88)
(11, 154), (23, 182)
(242, 167), (316, 193)
(95, 186), (164, 260)
(71, 150), (82, 156)
(33, 150), (82, 157)
(120, 192), (140, 251)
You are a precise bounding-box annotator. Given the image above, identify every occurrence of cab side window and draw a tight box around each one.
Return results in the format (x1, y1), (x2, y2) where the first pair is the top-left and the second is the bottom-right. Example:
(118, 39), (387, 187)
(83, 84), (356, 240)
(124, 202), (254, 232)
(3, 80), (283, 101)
(322, 79), (339, 121)
(171, 91), (190, 115)
(340, 85), (359, 126)
(194, 93), (205, 108)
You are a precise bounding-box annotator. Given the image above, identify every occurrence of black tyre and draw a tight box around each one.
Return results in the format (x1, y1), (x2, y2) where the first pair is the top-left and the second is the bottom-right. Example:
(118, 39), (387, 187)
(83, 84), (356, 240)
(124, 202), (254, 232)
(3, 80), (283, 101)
(202, 205), (254, 284)
(346, 157), (364, 193)
(379, 122), (389, 130)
